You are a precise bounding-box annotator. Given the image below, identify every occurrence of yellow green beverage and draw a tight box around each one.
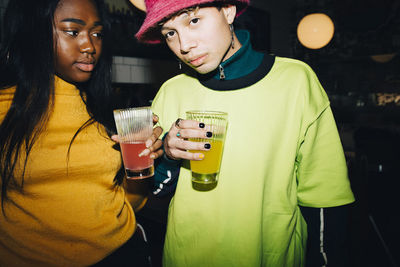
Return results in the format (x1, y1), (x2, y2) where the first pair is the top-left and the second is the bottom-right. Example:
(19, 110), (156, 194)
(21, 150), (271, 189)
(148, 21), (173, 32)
(189, 140), (224, 184)
(186, 110), (228, 185)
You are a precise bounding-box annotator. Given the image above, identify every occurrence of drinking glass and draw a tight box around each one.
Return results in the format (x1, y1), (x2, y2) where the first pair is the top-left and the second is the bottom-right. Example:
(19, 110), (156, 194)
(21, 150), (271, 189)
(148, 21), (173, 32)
(113, 107), (154, 179)
(186, 110), (228, 184)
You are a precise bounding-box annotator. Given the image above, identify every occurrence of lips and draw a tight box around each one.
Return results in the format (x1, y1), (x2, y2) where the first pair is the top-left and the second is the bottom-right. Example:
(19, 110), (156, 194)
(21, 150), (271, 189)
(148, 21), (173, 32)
(74, 60), (95, 72)
(188, 54), (207, 67)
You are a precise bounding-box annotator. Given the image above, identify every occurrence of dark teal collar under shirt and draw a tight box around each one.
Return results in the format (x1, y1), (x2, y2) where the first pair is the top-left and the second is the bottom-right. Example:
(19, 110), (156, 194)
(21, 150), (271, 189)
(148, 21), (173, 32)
(215, 30), (263, 80)
(197, 30), (275, 91)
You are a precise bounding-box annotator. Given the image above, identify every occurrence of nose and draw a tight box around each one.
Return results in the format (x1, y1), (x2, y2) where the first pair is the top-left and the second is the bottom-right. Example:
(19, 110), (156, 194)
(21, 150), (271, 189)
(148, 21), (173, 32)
(179, 32), (196, 54)
(79, 33), (95, 54)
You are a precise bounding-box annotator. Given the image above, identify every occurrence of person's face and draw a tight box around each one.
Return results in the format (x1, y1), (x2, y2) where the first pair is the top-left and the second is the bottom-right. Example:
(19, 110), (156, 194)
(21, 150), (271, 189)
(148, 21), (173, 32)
(53, 0), (103, 83)
(161, 5), (237, 74)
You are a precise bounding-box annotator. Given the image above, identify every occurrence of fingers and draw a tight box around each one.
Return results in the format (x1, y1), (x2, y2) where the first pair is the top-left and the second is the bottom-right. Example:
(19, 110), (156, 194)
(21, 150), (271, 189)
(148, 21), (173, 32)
(172, 119), (211, 139)
(175, 118), (182, 128)
(164, 130), (211, 161)
(149, 138), (164, 159)
(164, 140), (207, 161)
(152, 114), (159, 125)
(140, 126), (163, 158)
(175, 119), (206, 130)
(111, 135), (119, 143)
(142, 118), (213, 161)
(140, 138), (163, 159)
(172, 138), (211, 151)
(167, 149), (205, 161)
(145, 126), (163, 148)
(176, 128), (212, 139)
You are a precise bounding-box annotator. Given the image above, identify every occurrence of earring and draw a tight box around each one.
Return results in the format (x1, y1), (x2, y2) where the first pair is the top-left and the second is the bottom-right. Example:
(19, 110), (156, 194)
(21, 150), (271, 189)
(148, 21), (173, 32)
(229, 24), (234, 49)
(177, 59), (182, 70)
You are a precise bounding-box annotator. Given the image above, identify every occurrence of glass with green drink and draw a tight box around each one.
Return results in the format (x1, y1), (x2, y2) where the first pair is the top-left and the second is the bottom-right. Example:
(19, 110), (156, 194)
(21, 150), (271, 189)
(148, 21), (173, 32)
(186, 110), (228, 184)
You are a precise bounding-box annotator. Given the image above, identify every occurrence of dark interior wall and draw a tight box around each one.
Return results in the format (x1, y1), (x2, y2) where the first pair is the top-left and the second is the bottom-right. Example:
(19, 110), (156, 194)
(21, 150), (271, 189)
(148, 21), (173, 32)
(251, 0), (294, 57)
(0, 0), (9, 42)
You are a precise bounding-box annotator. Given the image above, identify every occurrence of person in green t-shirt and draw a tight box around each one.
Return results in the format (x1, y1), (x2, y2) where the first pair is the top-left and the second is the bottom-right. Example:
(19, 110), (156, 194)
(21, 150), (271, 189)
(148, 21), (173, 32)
(131, 0), (355, 266)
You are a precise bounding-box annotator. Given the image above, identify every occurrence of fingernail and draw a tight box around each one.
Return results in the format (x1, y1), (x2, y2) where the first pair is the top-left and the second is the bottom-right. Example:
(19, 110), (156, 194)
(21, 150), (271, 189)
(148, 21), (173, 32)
(150, 154), (155, 159)
(145, 140), (152, 148)
(206, 131), (212, 138)
(139, 149), (149, 157)
(199, 123), (205, 128)
(198, 153), (204, 159)
(204, 143), (211, 149)
(175, 118), (182, 128)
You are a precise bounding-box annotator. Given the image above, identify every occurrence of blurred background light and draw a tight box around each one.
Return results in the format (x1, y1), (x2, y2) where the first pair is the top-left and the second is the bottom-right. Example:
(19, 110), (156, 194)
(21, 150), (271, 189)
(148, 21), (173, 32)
(297, 13), (335, 49)
(129, 0), (146, 11)
(370, 53), (397, 63)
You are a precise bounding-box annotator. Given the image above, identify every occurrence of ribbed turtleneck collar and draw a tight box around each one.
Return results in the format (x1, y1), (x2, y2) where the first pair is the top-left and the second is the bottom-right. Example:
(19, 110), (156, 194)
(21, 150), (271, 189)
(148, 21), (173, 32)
(54, 76), (80, 95)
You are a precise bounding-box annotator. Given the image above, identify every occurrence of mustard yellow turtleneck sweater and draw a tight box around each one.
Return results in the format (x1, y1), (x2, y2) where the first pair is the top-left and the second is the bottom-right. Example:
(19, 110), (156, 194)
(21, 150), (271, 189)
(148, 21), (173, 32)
(0, 77), (147, 266)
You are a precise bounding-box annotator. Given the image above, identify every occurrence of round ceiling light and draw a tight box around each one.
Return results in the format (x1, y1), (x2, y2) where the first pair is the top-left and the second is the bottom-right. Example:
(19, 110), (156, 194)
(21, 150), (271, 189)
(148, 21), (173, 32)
(297, 13), (335, 49)
(129, 0), (146, 11)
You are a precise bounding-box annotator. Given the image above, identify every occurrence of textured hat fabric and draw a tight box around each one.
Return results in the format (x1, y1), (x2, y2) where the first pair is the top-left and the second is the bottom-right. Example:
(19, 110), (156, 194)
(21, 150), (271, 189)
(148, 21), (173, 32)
(135, 0), (250, 43)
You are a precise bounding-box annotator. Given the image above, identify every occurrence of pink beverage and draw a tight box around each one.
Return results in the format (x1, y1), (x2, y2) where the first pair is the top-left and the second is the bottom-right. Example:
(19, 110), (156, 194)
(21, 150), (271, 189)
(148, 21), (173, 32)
(120, 142), (154, 179)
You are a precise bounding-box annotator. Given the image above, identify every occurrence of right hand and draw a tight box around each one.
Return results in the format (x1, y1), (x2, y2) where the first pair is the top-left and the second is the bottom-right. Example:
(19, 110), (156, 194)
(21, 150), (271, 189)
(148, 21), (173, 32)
(163, 118), (213, 161)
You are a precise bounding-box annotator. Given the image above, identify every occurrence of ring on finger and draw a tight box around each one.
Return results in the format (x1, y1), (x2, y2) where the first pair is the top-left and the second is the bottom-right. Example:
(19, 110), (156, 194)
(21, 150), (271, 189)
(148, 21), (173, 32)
(176, 131), (181, 138)
(175, 118), (182, 128)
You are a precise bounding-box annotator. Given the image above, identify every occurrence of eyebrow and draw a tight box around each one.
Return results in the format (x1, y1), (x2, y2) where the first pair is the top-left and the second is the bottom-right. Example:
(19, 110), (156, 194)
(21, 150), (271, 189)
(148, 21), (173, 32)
(160, 12), (191, 30)
(60, 18), (102, 26)
(160, 25), (172, 31)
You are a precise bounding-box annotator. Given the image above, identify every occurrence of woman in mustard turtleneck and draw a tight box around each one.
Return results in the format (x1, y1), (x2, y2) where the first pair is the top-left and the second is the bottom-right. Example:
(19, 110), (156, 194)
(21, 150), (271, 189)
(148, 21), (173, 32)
(0, 0), (166, 266)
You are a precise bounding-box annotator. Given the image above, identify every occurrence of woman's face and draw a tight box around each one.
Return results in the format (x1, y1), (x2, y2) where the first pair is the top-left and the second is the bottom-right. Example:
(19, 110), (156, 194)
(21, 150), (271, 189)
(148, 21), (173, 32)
(53, 0), (103, 83)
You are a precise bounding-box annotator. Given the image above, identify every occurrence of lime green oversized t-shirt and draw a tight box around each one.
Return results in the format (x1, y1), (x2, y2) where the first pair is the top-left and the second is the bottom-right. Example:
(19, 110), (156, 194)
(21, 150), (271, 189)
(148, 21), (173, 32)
(152, 57), (355, 267)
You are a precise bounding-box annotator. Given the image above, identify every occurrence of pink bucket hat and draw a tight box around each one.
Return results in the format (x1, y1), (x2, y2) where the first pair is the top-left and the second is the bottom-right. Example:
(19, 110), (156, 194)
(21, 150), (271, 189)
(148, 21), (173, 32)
(135, 0), (250, 43)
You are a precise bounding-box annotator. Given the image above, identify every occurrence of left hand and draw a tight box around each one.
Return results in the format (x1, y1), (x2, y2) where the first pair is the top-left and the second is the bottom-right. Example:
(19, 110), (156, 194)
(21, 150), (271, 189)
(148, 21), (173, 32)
(112, 114), (164, 159)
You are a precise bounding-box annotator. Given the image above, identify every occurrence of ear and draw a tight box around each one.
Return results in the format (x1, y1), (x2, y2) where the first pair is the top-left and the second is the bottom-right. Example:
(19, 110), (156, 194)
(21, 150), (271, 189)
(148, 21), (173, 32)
(221, 5), (237, 24)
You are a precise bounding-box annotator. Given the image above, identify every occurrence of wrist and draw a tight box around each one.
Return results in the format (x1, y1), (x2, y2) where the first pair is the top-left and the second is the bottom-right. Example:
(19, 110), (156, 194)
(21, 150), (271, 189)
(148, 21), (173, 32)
(163, 152), (181, 163)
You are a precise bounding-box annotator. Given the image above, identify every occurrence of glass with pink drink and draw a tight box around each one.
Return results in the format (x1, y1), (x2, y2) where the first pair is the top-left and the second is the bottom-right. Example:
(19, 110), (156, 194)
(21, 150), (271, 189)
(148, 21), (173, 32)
(113, 107), (154, 179)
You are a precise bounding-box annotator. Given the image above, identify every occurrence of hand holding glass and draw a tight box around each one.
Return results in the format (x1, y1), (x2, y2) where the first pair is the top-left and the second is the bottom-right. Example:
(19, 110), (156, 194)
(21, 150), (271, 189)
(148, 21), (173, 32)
(186, 111), (228, 184)
(113, 107), (154, 179)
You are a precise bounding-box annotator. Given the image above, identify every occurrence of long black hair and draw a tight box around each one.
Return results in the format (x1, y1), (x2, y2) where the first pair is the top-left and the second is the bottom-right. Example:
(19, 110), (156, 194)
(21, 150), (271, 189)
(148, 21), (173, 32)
(0, 0), (116, 206)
